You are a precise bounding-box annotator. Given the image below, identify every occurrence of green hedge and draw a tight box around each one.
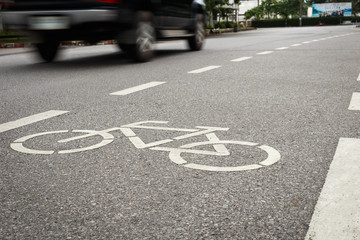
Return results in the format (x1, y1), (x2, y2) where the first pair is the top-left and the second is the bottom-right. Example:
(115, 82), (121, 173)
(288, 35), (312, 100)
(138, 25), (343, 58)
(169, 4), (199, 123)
(251, 16), (360, 28)
(211, 22), (244, 29)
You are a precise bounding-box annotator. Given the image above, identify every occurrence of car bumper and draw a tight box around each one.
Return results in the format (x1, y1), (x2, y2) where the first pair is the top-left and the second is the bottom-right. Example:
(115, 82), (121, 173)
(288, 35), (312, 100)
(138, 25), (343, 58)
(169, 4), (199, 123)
(3, 9), (118, 31)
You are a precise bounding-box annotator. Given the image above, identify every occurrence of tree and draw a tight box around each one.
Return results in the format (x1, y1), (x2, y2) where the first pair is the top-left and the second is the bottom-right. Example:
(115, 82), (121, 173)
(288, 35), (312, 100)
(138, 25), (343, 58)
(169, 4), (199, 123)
(244, 5), (265, 20)
(354, 0), (360, 16)
(234, 0), (241, 23)
(272, 0), (300, 19)
(262, 0), (275, 18)
(205, 0), (230, 26)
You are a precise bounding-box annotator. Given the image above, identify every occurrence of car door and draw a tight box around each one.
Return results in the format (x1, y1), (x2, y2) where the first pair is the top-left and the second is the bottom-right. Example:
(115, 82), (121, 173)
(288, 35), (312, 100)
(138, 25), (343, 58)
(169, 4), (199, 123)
(161, 0), (192, 29)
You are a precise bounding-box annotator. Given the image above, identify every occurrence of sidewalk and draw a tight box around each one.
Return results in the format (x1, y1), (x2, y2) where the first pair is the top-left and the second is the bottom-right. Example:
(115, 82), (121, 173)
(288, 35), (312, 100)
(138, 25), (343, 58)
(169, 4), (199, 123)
(0, 47), (33, 56)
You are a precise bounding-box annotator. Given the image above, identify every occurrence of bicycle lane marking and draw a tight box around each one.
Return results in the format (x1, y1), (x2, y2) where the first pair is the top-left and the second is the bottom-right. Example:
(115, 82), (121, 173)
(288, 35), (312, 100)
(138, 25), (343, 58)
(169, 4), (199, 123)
(9, 120), (281, 172)
(11, 129), (115, 154)
(151, 133), (281, 172)
(305, 138), (360, 240)
(0, 110), (69, 134)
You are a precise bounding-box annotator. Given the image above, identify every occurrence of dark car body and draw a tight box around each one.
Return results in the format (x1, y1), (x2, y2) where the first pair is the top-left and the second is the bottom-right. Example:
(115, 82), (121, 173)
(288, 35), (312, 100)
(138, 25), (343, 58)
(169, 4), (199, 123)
(1, 0), (206, 62)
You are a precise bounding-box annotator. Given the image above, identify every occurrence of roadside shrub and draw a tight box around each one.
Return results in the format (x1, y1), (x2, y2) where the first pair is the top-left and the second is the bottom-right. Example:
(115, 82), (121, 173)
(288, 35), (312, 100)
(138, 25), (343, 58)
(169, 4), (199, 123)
(225, 22), (235, 28)
(214, 22), (226, 29)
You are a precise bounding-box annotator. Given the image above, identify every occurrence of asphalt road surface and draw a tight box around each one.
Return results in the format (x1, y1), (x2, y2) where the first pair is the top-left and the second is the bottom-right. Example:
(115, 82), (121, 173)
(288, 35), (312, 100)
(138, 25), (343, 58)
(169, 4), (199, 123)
(1, 25), (360, 239)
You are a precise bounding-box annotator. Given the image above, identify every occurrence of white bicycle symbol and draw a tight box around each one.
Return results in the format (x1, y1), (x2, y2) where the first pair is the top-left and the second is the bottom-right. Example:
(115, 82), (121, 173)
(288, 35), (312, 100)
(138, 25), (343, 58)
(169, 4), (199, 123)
(11, 121), (281, 172)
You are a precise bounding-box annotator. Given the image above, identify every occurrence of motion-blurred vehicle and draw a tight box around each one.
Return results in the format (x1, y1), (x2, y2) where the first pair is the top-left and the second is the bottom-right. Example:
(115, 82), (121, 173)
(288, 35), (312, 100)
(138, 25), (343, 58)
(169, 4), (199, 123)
(1, 0), (205, 62)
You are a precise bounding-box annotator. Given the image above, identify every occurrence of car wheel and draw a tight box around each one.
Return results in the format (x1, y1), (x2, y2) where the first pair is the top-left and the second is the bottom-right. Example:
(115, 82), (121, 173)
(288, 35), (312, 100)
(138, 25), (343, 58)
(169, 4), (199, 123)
(131, 11), (155, 62)
(35, 40), (60, 62)
(188, 14), (205, 51)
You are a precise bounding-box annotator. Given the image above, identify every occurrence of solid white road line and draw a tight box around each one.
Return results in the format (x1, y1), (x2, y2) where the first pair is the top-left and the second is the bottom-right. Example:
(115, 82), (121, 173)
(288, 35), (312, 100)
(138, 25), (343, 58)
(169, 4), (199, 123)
(291, 44), (302, 47)
(188, 66), (221, 74)
(0, 110), (69, 134)
(231, 56), (253, 62)
(302, 41), (311, 44)
(276, 47), (289, 50)
(110, 81), (166, 96)
(357, 73), (360, 81)
(257, 51), (273, 55)
(305, 138), (360, 240)
(348, 92), (360, 111)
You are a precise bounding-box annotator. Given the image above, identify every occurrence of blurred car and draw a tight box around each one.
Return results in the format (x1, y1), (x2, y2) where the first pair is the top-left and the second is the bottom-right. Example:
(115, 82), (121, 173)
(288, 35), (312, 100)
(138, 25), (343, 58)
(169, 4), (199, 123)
(1, 0), (205, 62)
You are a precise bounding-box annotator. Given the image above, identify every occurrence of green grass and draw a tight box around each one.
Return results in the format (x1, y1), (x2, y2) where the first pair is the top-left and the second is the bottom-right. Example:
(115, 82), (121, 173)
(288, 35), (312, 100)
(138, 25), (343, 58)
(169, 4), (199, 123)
(0, 31), (27, 43)
(0, 37), (28, 43)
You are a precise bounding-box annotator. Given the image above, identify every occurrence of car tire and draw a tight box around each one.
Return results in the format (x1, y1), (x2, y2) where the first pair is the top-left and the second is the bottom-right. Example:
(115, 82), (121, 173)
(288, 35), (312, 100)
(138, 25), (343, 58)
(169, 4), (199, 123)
(35, 40), (60, 62)
(130, 11), (155, 62)
(188, 14), (205, 51)
(118, 43), (132, 53)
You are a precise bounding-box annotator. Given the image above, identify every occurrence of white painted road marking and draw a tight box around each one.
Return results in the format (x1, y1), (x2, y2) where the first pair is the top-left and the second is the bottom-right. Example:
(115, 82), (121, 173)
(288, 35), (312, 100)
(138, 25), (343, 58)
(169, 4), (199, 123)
(257, 51), (273, 55)
(231, 56), (253, 62)
(302, 41), (311, 44)
(0, 110), (69, 134)
(110, 81), (166, 96)
(291, 44), (302, 47)
(357, 73), (360, 81)
(305, 138), (360, 240)
(11, 129), (115, 154)
(276, 47), (289, 50)
(348, 92), (360, 111)
(151, 136), (281, 172)
(188, 66), (221, 74)
(11, 120), (281, 172)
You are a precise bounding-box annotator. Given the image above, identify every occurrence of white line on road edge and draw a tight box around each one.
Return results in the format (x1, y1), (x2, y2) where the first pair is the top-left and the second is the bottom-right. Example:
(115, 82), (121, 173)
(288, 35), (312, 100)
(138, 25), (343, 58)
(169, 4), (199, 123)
(305, 138), (360, 240)
(357, 73), (360, 81)
(275, 47), (289, 50)
(256, 51), (273, 55)
(188, 66), (221, 74)
(0, 110), (69, 134)
(231, 56), (253, 62)
(348, 92), (360, 110)
(291, 44), (302, 47)
(110, 81), (166, 96)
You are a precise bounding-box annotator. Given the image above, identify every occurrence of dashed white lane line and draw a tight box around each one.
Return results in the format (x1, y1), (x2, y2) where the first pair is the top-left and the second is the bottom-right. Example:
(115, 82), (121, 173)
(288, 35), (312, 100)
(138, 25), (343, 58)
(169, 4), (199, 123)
(231, 56), (253, 62)
(0, 110), (69, 134)
(276, 47), (289, 50)
(348, 92), (360, 111)
(257, 51), (273, 55)
(110, 81), (166, 96)
(291, 44), (302, 47)
(357, 73), (360, 81)
(188, 65), (221, 74)
(302, 41), (311, 44)
(305, 138), (360, 240)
